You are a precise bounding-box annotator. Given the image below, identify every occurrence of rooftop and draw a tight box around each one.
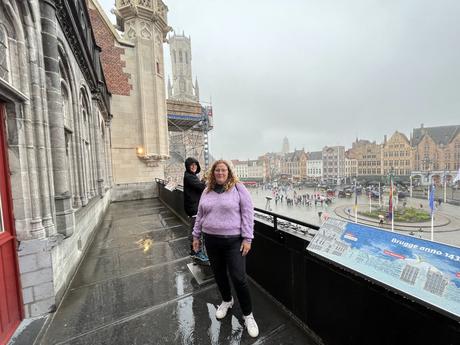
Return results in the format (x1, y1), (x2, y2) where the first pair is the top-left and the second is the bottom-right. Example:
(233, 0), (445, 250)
(412, 124), (460, 146)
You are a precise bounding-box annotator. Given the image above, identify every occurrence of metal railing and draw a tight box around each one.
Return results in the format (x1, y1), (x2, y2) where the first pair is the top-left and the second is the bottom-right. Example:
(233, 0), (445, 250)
(155, 178), (459, 345)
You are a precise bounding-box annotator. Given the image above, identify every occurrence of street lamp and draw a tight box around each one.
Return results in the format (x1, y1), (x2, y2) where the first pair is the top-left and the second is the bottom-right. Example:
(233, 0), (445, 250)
(420, 157), (433, 201)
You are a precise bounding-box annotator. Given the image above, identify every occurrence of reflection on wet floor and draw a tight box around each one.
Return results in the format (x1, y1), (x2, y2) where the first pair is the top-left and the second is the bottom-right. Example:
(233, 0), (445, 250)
(39, 198), (318, 345)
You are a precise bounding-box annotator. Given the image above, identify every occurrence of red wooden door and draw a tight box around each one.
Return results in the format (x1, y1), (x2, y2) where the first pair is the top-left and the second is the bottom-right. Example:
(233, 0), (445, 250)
(0, 104), (22, 345)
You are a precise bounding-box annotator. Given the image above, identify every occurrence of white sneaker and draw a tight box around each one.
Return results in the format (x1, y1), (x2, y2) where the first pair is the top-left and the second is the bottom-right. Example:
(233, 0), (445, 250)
(244, 313), (259, 337)
(215, 298), (234, 319)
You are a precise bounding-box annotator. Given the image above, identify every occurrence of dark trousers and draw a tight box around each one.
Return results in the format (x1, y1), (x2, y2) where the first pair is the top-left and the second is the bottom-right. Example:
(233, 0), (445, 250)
(189, 217), (196, 254)
(204, 234), (253, 316)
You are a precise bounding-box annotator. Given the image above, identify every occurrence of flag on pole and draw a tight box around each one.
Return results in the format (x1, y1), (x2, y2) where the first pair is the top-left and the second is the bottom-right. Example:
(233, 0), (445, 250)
(429, 183), (436, 241)
(354, 180), (358, 223)
(389, 174), (394, 232)
(388, 180), (393, 219)
(429, 183), (436, 215)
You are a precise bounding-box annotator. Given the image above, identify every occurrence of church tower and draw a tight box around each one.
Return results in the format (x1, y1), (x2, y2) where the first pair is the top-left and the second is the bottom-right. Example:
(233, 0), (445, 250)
(114, 0), (171, 166)
(282, 137), (290, 154)
(169, 32), (199, 102)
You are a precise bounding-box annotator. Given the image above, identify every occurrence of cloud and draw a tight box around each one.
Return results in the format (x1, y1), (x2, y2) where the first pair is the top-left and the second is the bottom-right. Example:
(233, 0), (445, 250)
(99, 0), (460, 159)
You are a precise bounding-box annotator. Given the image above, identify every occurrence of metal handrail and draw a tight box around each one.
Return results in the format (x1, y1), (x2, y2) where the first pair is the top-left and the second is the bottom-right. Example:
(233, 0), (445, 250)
(156, 178), (319, 233)
(254, 207), (319, 231)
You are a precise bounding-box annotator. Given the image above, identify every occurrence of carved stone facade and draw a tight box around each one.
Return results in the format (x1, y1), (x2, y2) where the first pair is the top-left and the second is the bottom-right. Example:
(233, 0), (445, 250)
(0, 0), (112, 325)
(90, 0), (171, 200)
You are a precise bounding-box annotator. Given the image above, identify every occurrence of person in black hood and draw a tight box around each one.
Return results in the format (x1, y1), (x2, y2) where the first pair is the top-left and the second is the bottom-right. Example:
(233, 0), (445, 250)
(183, 157), (209, 262)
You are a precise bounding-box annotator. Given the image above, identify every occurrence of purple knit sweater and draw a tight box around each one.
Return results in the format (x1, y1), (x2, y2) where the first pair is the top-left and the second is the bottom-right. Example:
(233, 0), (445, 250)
(192, 183), (254, 242)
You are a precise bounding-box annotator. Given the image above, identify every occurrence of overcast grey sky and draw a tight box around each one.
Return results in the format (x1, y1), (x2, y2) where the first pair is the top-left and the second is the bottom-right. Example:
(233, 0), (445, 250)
(100, 0), (460, 160)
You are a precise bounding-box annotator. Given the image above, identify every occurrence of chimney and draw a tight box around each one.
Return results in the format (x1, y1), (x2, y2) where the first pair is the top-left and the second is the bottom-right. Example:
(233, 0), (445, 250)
(384, 135), (387, 145)
(421, 123), (424, 129)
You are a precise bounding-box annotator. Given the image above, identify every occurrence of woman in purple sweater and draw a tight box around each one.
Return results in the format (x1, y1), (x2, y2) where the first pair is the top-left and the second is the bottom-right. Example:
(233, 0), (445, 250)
(192, 159), (259, 338)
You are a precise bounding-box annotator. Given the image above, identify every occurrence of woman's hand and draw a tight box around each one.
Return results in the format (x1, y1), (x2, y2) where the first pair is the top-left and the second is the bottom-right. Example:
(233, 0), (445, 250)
(240, 240), (251, 256)
(192, 238), (201, 253)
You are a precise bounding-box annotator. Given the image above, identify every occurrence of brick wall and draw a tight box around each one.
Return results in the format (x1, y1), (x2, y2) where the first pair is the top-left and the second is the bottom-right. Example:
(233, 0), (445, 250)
(88, 9), (131, 96)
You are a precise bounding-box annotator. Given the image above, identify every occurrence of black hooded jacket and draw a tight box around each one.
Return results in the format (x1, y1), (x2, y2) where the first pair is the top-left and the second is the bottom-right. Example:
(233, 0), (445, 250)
(183, 157), (206, 217)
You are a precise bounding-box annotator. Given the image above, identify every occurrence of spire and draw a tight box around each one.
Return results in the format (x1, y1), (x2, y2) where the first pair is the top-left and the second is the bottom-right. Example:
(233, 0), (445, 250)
(194, 77), (200, 101)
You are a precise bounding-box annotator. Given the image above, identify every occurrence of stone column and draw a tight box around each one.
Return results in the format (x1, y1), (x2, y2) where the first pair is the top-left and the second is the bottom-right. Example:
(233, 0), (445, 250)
(72, 95), (88, 207)
(4, 1), (45, 238)
(24, 10), (56, 236)
(105, 119), (113, 188)
(91, 96), (104, 196)
(87, 105), (96, 199)
(40, 0), (73, 236)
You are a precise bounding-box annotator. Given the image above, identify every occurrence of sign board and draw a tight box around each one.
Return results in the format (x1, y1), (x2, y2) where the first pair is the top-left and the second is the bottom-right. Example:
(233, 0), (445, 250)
(307, 218), (460, 319)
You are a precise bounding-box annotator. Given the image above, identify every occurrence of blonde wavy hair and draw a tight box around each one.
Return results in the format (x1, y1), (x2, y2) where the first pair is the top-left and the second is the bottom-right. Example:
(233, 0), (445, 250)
(205, 160), (239, 193)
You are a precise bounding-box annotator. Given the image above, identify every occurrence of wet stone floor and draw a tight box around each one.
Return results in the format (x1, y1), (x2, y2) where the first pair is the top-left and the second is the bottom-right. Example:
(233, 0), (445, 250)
(39, 198), (318, 345)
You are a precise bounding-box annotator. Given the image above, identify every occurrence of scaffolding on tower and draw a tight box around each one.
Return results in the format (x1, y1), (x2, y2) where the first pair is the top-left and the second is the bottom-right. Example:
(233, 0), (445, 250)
(165, 99), (214, 183)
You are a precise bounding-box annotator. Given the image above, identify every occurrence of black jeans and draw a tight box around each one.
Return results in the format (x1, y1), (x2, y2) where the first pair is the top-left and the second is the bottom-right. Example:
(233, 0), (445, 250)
(204, 233), (253, 316)
(189, 217), (196, 254)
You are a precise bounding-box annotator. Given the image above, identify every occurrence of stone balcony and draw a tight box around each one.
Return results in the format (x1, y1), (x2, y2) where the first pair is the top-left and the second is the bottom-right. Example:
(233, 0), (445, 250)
(13, 182), (459, 345)
(33, 198), (318, 344)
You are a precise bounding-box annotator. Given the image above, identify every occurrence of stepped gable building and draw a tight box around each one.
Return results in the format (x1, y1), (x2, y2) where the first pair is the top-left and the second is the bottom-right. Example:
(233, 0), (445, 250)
(349, 138), (382, 177)
(89, 0), (171, 200)
(281, 149), (307, 180)
(0, 0), (111, 338)
(382, 131), (413, 176)
(411, 124), (460, 172)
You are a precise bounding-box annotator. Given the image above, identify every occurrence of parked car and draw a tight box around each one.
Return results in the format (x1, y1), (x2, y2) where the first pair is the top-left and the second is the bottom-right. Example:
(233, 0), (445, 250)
(398, 191), (409, 199)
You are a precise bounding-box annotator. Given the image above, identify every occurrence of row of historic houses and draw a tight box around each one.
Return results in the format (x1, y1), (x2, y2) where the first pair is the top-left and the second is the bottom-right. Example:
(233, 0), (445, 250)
(0, 0), (172, 342)
(257, 127), (460, 184)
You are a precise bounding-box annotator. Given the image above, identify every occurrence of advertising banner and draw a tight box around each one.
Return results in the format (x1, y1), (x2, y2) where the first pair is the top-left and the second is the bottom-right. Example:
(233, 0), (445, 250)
(307, 218), (460, 319)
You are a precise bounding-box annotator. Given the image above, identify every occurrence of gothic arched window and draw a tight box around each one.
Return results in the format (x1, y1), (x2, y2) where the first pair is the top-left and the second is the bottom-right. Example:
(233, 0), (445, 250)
(185, 52), (188, 64)
(179, 50), (183, 63)
(0, 26), (10, 81)
(173, 49), (176, 63)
